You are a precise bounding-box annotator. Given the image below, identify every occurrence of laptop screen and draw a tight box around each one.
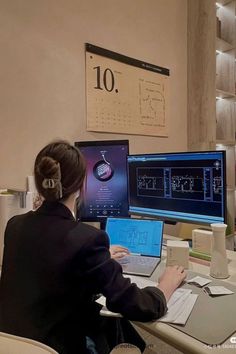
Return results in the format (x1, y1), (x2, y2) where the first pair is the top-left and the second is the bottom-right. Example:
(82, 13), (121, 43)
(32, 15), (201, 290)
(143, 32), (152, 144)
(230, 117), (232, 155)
(105, 218), (163, 257)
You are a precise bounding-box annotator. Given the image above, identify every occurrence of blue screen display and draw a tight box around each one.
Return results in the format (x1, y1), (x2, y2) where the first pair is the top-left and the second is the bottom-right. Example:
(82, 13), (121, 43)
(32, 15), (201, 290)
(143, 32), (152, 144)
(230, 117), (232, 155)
(127, 151), (226, 225)
(105, 217), (163, 257)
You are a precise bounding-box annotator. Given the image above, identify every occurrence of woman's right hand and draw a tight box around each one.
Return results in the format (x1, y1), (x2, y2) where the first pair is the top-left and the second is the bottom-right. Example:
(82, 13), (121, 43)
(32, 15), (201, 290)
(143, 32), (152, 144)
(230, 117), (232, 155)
(109, 245), (130, 260)
(157, 265), (187, 302)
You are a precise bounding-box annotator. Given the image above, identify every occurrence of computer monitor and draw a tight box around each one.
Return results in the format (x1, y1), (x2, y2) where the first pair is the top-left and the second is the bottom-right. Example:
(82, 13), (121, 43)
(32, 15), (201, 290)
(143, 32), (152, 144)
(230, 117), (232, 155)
(75, 140), (129, 223)
(127, 151), (226, 225)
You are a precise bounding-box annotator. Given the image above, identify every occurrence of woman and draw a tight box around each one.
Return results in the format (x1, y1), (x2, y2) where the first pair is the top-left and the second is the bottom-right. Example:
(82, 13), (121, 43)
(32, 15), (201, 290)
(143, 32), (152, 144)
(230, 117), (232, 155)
(0, 140), (186, 354)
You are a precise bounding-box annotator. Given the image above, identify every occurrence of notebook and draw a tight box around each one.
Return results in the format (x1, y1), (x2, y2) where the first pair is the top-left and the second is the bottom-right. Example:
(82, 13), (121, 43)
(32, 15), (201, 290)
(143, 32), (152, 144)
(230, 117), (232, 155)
(105, 217), (164, 277)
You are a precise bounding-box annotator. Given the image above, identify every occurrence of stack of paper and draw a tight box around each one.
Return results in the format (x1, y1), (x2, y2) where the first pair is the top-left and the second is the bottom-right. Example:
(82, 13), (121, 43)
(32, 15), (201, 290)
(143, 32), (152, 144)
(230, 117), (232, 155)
(204, 286), (234, 296)
(186, 276), (211, 287)
(96, 275), (198, 325)
(158, 288), (198, 325)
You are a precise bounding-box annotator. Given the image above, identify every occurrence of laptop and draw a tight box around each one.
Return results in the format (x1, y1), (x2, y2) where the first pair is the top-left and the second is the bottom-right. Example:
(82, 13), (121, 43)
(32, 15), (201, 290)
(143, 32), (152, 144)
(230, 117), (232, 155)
(105, 217), (164, 277)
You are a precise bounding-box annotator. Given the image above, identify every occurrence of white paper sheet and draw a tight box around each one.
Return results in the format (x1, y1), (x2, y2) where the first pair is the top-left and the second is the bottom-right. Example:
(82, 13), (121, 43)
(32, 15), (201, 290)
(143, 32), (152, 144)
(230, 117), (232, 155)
(186, 276), (212, 287)
(96, 285), (198, 325)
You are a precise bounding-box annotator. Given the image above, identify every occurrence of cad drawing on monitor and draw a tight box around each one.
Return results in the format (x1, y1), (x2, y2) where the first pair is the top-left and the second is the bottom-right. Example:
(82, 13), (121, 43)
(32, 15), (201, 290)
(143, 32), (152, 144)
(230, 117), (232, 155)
(127, 150), (226, 225)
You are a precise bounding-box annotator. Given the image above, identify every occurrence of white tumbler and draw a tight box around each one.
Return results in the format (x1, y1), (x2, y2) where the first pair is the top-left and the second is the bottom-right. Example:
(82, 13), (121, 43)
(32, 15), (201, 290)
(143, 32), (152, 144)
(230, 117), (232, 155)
(210, 223), (229, 279)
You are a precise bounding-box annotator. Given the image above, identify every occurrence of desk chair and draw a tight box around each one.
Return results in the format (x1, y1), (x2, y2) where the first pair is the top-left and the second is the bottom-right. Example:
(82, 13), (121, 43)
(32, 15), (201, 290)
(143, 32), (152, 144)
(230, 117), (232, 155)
(109, 343), (141, 354)
(0, 332), (141, 354)
(0, 332), (58, 354)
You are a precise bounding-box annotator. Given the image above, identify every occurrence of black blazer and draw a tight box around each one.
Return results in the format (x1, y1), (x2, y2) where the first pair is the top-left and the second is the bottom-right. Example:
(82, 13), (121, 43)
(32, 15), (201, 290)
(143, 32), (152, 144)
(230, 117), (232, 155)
(0, 201), (167, 353)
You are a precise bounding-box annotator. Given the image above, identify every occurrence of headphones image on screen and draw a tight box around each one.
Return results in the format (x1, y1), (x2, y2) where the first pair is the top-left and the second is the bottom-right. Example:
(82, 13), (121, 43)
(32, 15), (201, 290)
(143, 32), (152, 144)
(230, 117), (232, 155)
(93, 151), (114, 181)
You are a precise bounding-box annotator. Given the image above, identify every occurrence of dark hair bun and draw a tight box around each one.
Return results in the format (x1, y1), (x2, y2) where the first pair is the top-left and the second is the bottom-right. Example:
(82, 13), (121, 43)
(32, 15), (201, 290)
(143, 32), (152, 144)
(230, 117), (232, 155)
(37, 156), (59, 179)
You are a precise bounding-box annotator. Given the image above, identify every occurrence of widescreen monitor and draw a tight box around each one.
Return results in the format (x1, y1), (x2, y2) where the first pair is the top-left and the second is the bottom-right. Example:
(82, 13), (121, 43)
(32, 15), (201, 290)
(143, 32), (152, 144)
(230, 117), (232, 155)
(75, 140), (129, 222)
(127, 151), (226, 225)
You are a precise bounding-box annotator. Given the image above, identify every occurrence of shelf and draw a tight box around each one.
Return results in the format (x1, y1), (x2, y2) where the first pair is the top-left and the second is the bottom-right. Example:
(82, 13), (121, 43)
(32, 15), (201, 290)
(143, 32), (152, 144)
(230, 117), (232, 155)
(188, 1), (236, 238)
(216, 140), (236, 145)
(216, 37), (235, 52)
(216, 0), (234, 6)
(227, 187), (235, 192)
(216, 89), (236, 99)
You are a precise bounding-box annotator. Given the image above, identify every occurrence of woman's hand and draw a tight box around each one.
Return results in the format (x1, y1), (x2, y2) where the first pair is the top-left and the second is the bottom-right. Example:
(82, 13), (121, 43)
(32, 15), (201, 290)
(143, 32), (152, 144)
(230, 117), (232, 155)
(157, 265), (187, 302)
(109, 245), (130, 259)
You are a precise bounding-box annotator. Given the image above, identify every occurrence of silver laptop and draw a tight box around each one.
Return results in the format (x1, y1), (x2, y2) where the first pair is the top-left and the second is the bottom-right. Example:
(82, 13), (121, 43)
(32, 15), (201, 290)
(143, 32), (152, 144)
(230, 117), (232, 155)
(105, 217), (163, 277)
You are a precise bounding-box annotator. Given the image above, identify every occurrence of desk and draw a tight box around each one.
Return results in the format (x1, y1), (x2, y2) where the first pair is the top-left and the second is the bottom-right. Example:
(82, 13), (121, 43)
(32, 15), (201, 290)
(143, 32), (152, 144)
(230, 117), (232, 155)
(133, 234), (236, 354)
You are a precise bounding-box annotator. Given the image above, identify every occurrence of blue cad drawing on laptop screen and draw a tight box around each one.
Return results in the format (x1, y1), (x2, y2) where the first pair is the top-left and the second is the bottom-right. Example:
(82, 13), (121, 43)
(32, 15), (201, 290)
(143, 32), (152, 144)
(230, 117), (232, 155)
(106, 218), (163, 257)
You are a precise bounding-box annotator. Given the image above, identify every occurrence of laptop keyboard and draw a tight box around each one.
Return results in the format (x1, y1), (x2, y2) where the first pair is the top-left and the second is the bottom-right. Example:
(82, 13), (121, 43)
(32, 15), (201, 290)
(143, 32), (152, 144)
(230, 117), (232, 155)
(120, 255), (157, 266)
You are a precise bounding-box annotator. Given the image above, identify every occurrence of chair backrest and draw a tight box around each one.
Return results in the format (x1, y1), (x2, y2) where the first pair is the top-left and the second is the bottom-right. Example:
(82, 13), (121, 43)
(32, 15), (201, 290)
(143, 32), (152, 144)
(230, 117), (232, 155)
(0, 332), (58, 354)
(109, 343), (141, 354)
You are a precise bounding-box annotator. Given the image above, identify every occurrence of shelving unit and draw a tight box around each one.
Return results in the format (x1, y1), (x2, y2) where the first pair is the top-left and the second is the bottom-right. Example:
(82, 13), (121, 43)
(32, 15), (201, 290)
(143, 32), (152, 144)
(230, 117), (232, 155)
(215, 0), (236, 247)
(216, 89), (235, 99)
(187, 0), (235, 249)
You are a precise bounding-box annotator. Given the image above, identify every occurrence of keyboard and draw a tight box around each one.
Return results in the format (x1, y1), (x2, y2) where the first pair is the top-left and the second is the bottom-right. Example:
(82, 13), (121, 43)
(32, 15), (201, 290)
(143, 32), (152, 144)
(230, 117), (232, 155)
(119, 255), (158, 266)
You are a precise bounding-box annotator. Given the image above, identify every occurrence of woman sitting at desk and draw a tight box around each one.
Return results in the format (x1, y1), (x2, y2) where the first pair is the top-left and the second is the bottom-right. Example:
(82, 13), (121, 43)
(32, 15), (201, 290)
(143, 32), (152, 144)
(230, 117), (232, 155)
(0, 140), (186, 354)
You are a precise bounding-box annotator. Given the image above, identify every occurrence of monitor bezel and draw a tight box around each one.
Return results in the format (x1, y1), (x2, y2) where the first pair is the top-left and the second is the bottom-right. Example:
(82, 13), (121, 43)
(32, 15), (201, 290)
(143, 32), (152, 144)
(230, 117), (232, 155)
(75, 139), (129, 222)
(127, 150), (227, 226)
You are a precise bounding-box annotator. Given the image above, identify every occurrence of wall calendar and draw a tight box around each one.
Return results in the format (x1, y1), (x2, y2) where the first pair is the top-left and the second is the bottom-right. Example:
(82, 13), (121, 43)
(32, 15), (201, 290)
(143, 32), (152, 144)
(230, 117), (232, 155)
(85, 43), (170, 137)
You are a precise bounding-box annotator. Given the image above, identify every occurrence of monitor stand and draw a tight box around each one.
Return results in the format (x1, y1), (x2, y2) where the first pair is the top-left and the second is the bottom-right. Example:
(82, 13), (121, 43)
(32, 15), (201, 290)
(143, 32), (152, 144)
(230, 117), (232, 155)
(164, 220), (177, 225)
(100, 220), (106, 231)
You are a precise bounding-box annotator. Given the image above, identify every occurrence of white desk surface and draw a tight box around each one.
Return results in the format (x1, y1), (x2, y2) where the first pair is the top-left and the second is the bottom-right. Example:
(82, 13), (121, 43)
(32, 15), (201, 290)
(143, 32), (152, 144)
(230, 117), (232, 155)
(133, 234), (236, 354)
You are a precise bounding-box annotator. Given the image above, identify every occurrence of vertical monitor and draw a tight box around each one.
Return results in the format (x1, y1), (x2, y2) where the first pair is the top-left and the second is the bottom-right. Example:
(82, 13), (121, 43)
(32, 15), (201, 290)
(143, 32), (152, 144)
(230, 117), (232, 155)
(127, 151), (226, 225)
(75, 140), (129, 221)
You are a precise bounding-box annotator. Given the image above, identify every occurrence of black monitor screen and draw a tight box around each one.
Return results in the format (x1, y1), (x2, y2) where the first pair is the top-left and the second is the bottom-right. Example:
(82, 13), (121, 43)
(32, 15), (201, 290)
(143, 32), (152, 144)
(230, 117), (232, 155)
(75, 140), (129, 221)
(127, 151), (226, 225)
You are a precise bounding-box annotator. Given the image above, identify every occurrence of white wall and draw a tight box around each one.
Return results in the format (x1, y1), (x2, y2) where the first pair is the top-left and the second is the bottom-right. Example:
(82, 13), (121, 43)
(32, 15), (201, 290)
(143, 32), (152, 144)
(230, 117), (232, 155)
(0, 0), (187, 189)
